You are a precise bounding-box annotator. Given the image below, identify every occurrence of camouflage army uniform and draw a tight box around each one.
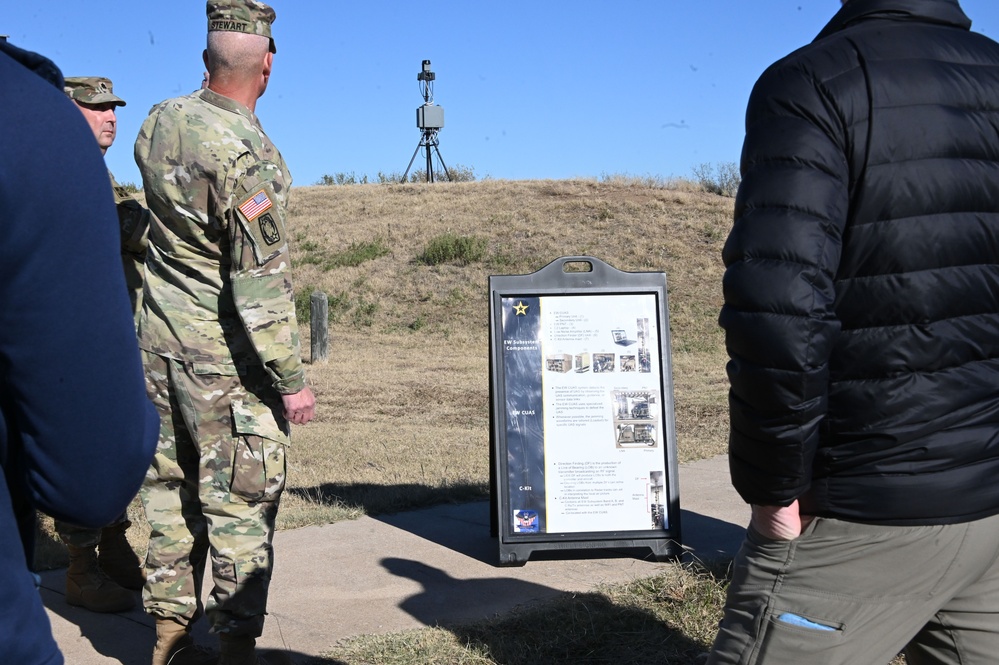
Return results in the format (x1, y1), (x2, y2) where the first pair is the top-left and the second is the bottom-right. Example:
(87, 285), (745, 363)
(54, 169), (148, 548)
(134, 87), (303, 638)
(111, 172), (149, 321)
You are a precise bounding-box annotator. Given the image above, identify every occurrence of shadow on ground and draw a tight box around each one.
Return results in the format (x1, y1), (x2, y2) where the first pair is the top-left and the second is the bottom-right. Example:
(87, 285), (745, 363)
(39, 572), (344, 665)
(371, 500), (746, 566)
(287, 481), (490, 519)
(375, 556), (712, 665)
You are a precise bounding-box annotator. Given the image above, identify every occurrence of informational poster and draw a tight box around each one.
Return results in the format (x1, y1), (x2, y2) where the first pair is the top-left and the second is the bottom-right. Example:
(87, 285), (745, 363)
(489, 257), (681, 565)
(503, 294), (668, 534)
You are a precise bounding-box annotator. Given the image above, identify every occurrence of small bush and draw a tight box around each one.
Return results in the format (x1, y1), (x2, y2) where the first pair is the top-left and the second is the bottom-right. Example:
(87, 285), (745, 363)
(314, 165), (478, 185)
(692, 162), (741, 197)
(401, 162), (476, 183)
(325, 239), (390, 269)
(315, 172), (369, 185)
(442, 163), (476, 182)
(377, 170), (405, 184)
(417, 233), (487, 266)
(351, 297), (379, 327)
(294, 287), (315, 325)
(328, 291), (351, 322)
(294, 238), (390, 271)
(118, 181), (142, 194)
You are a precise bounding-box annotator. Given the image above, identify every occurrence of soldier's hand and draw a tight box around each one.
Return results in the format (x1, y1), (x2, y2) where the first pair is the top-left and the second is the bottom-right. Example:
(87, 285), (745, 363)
(282, 387), (316, 425)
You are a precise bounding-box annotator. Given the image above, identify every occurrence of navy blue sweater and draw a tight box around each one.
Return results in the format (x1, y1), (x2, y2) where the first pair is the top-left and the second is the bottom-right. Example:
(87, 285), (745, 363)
(0, 43), (159, 664)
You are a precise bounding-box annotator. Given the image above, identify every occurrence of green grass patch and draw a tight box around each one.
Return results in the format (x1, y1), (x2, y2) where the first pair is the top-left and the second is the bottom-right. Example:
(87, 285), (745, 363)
(293, 238), (390, 271)
(327, 239), (391, 268)
(418, 233), (487, 266)
(294, 286), (316, 325)
(352, 296), (379, 327)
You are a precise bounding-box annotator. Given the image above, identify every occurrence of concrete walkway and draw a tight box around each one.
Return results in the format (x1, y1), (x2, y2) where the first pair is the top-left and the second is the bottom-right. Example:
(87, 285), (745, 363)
(44, 454), (748, 664)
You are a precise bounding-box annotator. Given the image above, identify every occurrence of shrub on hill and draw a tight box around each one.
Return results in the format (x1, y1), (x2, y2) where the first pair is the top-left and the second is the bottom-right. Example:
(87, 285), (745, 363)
(692, 162), (740, 197)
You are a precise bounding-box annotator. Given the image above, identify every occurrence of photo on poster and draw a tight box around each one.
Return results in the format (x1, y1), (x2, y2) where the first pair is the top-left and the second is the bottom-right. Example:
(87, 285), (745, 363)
(612, 329), (637, 346)
(513, 509), (540, 533)
(612, 389), (659, 449)
(545, 354), (572, 373)
(650, 471), (666, 529)
(593, 353), (616, 373)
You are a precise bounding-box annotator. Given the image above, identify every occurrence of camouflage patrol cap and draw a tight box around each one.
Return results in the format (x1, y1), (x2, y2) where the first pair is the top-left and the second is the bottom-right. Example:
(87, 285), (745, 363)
(207, 0), (277, 53)
(64, 76), (126, 107)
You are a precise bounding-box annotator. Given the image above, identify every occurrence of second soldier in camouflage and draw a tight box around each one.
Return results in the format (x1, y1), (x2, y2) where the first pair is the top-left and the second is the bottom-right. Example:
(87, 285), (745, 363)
(59, 75), (149, 615)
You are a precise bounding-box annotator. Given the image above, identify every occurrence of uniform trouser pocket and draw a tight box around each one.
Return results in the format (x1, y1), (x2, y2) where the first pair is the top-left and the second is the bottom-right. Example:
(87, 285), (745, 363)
(229, 434), (286, 503)
(229, 396), (289, 503)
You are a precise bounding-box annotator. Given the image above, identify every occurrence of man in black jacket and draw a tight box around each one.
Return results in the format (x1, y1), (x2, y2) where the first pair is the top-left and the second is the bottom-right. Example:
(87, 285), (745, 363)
(709, 1), (999, 663)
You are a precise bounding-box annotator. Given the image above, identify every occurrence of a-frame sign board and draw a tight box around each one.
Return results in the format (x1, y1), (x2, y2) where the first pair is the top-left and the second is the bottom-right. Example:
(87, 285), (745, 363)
(489, 256), (682, 566)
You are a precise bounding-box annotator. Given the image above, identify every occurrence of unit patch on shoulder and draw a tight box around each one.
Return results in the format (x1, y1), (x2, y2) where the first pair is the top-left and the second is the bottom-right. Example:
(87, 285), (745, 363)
(238, 189), (273, 221)
(258, 213), (281, 246)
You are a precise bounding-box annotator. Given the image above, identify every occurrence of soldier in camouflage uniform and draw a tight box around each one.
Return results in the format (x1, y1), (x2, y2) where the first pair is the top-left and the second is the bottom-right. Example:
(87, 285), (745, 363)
(134, 2), (315, 664)
(57, 76), (149, 614)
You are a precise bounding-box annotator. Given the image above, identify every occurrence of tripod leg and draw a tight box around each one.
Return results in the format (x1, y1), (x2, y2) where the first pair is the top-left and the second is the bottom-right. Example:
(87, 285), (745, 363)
(433, 143), (452, 182)
(402, 138), (425, 183)
(426, 141), (433, 182)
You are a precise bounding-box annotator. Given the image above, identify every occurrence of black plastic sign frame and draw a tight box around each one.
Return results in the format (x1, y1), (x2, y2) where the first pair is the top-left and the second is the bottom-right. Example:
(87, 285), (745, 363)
(489, 256), (682, 566)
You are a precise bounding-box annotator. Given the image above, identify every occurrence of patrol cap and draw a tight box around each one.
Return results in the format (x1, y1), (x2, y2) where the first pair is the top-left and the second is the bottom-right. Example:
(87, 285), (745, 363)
(207, 0), (277, 53)
(64, 77), (126, 107)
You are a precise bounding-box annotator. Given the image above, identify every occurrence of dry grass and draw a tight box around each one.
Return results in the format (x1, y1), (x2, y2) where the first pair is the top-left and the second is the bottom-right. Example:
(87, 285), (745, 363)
(284, 178), (733, 526)
(324, 561), (730, 665)
(36, 177), (732, 563)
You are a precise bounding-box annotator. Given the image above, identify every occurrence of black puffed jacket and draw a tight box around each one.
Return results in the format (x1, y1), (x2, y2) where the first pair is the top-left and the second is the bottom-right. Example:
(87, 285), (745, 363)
(720, 0), (999, 525)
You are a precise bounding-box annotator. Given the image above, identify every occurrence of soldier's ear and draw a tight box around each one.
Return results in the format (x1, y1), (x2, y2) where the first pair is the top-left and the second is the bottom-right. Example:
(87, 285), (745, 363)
(202, 49), (210, 72)
(261, 52), (273, 90)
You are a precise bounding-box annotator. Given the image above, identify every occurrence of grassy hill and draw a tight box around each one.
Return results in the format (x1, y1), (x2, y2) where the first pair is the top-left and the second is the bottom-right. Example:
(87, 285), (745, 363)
(279, 177), (733, 527)
(34, 177), (746, 664)
(35, 177), (733, 562)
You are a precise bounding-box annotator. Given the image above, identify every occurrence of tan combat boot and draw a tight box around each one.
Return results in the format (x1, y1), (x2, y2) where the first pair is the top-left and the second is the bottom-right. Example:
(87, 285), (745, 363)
(152, 618), (217, 665)
(218, 633), (284, 665)
(97, 520), (145, 590)
(65, 544), (135, 613)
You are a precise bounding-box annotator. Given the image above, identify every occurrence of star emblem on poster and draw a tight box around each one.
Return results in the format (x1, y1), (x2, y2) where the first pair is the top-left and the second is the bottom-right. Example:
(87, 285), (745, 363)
(513, 301), (529, 316)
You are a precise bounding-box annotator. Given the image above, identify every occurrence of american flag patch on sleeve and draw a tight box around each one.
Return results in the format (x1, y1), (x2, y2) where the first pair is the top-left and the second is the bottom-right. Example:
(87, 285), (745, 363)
(238, 190), (273, 221)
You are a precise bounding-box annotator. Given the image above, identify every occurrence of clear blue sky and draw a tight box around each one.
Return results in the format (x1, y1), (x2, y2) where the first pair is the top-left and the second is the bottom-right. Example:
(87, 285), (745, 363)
(7, 1), (999, 187)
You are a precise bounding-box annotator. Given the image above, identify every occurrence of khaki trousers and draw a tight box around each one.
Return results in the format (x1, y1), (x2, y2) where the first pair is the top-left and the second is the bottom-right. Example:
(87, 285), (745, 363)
(708, 513), (999, 665)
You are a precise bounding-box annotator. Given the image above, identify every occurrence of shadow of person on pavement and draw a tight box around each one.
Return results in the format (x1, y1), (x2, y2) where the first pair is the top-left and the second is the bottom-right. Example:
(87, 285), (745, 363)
(381, 557), (711, 664)
(677, 509), (746, 561)
(286, 481), (489, 520)
(39, 567), (156, 665)
(381, 557), (567, 626)
(39, 567), (344, 665)
(375, 502), (497, 564)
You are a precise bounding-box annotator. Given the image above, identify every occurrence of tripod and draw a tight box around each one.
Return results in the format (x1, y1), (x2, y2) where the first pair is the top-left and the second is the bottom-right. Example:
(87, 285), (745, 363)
(402, 127), (451, 183)
(402, 60), (452, 183)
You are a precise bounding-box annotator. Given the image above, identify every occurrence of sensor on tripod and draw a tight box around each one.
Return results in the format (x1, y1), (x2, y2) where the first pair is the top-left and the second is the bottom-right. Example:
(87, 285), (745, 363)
(402, 59), (451, 182)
